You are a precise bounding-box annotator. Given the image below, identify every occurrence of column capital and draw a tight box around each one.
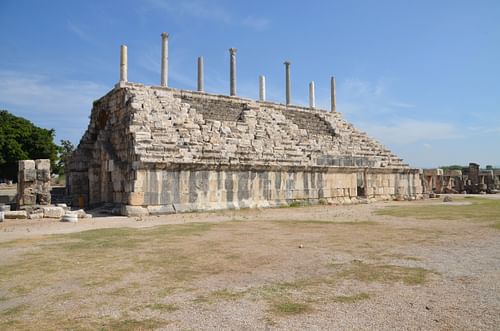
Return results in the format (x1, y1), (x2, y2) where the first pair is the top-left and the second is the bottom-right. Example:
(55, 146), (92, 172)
(229, 48), (237, 54)
(284, 61), (291, 66)
(161, 32), (169, 39)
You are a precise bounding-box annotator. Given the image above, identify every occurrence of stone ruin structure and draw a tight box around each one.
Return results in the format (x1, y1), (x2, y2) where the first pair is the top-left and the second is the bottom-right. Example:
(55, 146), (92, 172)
(423, 163), (500, 194)
(17, 159), (51, 206)
(67, 33), (423, 216)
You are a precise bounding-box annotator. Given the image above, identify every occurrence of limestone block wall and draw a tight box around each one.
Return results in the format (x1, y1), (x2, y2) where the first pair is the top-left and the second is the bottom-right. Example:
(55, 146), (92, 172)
(122, 167), (421, 215)
(68, 83), (423, 214)
(17, 159), (51, 206)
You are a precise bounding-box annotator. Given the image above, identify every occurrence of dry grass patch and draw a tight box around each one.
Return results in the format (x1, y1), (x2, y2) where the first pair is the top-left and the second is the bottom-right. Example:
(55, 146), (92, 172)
(337, 260), (432, 285)
(377, 197), (500, 225)
(333, 292), (371, 303)
(145, 303), (179, 312)
(270, 300), (312, 315)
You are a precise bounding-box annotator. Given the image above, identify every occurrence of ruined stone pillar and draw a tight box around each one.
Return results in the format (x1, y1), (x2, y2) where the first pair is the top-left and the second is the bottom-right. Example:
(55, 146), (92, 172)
(120, 45), (128, 83)
(330, 76), (337, 112)
(309, 81), (315, 108)
(284, 61), (291, 105)
(197, 56), (204, 92)
(259, 75), (266, 101)
(229, 48), (237, 96)
(161, 32), (169, 87)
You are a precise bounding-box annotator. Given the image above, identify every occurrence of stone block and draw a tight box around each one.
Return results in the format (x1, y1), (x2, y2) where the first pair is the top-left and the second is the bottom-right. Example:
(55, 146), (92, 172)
(42, 206), (65, 218)
(28, 212), (44, 220)
(36, 169), (51, 181)
(24, 169), (36, 182)
(4, 211), (28, 219)
(128, 192), (145, 205)
(0, 205), (11, 212)
(121, 205), (149, 216)
(35, 159), (51, 170)
(38, 193), (51, 205)
(19, 160), (35, 170)
(147, 205), (175, 215)
(22, 194), (36, 205)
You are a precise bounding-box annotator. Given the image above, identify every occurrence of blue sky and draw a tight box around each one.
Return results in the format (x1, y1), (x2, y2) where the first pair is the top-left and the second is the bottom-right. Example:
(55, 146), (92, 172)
(1, 0), (499, 167)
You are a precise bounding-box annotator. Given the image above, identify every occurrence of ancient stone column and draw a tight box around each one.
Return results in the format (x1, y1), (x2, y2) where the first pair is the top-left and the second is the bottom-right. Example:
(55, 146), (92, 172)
(259, 75), (266, 101)
(197, 56), (204, 92)
(161, 32), (169, 87)
(229, 48), (237, 96)
(120, 45), (128, 83)
(309, 81), (315, 108)
(284, 61), (291, 105)
(330, 76), (337, 112)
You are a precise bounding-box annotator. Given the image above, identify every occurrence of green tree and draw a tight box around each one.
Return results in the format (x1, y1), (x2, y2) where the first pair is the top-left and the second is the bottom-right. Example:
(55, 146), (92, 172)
(439, 165), (464, 171)
(55, 139), (75, 175)
(0, 110), (59, 181)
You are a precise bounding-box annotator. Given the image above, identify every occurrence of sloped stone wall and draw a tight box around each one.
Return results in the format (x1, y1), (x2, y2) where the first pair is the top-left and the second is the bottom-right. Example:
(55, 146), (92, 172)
(68, 83), (422, 214)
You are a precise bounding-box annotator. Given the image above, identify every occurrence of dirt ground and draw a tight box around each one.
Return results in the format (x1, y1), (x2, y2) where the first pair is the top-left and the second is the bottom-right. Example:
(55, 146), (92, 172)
(0, 196), (499, 330)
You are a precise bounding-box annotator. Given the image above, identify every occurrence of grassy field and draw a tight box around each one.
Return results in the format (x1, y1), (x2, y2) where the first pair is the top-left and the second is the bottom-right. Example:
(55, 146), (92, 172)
(0, 197), (499, 329)
(376, 196), (500, 228)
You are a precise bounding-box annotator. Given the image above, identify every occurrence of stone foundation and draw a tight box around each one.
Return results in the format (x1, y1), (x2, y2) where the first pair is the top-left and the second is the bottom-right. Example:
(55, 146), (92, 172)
(119, 167), (421, 216)
(68, 83), (423, 215)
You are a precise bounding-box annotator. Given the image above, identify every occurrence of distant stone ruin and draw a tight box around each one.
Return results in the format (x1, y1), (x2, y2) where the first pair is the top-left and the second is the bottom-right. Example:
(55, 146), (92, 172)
(423, 163), (500, 194)
(17, 159), (51, 206)
(67, 33), (423, 216)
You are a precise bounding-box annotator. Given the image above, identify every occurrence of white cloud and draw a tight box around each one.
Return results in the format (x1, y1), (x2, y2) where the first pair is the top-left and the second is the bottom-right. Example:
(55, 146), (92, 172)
(67, 21), (92, 41)
(342, 78), (385, 99)
(0, 70), (108, 143)
(242, 16), (270, 31)
(337, 77), (417, 116)
(389, 101), (416, 109)
(144, 0), (270, 30)
(360, 119), (461, 145)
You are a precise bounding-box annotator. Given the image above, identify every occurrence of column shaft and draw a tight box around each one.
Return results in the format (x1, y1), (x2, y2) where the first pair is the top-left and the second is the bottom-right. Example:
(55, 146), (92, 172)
(259, 75), (266, 101)
(161, 32), (169, 87)
(309, 81), (315, 108)
(331, 76), (337, 112)
(120, 45), (128, 83)
(229, 48), (237, 96)
(284, 61), (291, 105)
(197, 56), (204, 92)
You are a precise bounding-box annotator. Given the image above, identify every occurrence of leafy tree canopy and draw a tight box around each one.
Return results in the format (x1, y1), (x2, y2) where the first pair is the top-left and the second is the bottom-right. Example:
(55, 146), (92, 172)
(55, 139), (75, 175)
(0, 110), (59, 181)
(439, 165), (465, 171)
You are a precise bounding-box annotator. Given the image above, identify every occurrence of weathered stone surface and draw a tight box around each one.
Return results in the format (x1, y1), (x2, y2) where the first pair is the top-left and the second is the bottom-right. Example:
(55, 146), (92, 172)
(4, 211), (28, 219)
(147, 205), (175, 215)
(42, 206), (65, 218)
(19, 160), (35, 170)
(67, 84), (423, 215)
(35, 159), (50, 170)
(62, 212), (78, 222)
(17, 159), (51, 207)
(121, 205), (149, 217)
(28, 212), (44, 220)
(0, 205), (11, 212)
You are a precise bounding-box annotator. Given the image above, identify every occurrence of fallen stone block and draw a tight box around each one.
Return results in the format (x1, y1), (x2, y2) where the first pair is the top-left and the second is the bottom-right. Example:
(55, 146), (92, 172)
(42, 206), (65, 218)
(121, 205), (149, 217)
(147, 205), (175, 215)
(62, 212), (78, 223)
(74, 209), (92, 218)
(0, 205), (11, 212)
(4, 211), (28, 219)
(28, 212), (44, 220)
